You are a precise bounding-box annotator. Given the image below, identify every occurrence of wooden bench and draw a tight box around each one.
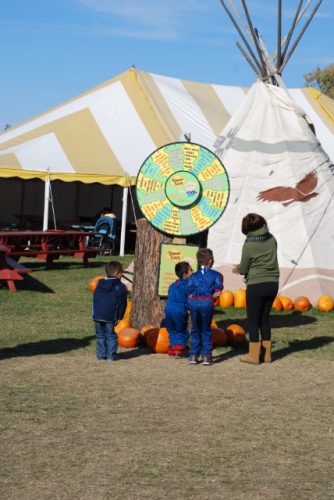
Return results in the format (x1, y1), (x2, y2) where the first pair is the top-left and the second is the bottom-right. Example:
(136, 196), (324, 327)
(0, 247), (32, 292)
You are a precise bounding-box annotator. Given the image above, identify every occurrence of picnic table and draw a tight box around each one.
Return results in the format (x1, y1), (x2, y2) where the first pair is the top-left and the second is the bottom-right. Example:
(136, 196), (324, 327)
(0, 230), (98, 291)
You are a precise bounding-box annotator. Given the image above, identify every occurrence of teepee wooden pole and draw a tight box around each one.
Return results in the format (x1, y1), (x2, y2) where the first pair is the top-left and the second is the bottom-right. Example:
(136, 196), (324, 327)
(276, 0), (282, 69)
(279, 0), (323, 74)
(240, 0), (267, 78)
(236, 41), (259, 76)
(220, 0), (263, 75)
(279, 0), (306, 64)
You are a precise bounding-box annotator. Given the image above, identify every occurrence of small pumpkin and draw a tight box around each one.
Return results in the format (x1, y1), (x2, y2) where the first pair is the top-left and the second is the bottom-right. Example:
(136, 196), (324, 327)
(225, 324), (246, 346)
(114, 318), (131, 333)
(211, 327), (228, 347)
(294, 296), (311, 312)
(211, 320), (218, 328)
(278, 296), (294, 311)
(272, 296), (283, 311)
(317, 295), (334, 312)
(234, 289), (246, 308)
(145, 327), (169, 354)
(219, 290), (234, 308)
(117, 327), (140, 348)
(88, 275), (105, 292)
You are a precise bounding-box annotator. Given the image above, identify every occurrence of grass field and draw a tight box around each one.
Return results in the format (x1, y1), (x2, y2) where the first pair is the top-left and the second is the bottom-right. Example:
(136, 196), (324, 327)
(1, 256), (334, 499)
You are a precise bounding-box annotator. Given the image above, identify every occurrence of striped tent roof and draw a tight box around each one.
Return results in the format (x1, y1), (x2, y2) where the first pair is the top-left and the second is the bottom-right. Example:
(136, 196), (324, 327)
(0, 67), (333, 186)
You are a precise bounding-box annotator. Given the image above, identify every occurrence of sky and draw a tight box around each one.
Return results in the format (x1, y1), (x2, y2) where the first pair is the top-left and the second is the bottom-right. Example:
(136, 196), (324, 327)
(1, 0), (333, 131)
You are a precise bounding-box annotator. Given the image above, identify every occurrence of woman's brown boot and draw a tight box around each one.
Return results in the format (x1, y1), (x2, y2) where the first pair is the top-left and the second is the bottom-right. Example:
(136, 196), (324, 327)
(240, 342), (261, 364)
(261, 340), (272, 363)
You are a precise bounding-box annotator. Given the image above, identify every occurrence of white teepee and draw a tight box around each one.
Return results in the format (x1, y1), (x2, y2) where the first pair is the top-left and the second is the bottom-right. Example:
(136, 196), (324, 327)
(208, 0), (334, 303)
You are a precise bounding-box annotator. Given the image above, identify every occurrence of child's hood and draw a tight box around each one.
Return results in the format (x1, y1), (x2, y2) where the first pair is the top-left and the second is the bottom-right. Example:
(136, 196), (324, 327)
(97, 277), (120, 292)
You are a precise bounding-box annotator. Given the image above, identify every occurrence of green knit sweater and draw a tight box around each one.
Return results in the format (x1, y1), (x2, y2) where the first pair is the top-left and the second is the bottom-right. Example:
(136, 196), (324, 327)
(237, 225), (279, 285)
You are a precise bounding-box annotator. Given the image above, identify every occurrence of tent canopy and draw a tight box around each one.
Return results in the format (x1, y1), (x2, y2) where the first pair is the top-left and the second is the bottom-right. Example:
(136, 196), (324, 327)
(1, 67), (333, 187)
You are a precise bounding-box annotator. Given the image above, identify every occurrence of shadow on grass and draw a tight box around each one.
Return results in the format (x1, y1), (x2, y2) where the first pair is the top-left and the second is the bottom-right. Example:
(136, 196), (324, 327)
(0, 335), (95, 360)
(216, 310), (318, 331)
(11, 274), (55, 293)
(273, 336), (334, 361)
(117, 346), (152, 360)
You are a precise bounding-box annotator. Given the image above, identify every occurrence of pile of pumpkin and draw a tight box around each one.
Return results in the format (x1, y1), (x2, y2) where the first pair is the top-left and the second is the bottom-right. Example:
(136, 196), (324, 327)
(217, 289), (334, 312)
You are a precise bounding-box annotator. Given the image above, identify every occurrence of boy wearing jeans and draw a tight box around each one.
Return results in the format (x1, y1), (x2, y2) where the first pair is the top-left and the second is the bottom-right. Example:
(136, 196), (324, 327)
(187, 248), (223, 366)
(92, 261), (127, 361)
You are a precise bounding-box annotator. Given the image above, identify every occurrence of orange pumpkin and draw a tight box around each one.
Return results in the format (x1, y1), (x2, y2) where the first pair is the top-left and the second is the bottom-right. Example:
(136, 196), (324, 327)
(141, 324), (156, 336)
(294, 296), (311, 312)
(211, 327), (228, 347)
(317, 295), (334, 312)
(114, 318), (131, 333)
(214, 297), (221, 307)
(211, 320), (218, 328)
(145, 327), (169, 353)
(88, 275), (105, 292)
(117, 327), (140, 348)
(225, 324), (246, 346)
(278, 296), (294, 311)
(234, 289), (246, 308)
(272, 296), (283, 311)
(219, 290), (234, 308)
(123, 300), (132, 321)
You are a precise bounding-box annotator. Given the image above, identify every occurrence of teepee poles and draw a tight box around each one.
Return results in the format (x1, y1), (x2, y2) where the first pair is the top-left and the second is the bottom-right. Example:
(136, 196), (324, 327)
(220, 0), (324, 87)
(279, 0), (323, 74)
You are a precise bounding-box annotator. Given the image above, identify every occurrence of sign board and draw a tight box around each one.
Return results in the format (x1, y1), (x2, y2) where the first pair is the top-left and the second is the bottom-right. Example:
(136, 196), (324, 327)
(136, 142), (230, 236)
(157, 243), (199, 297)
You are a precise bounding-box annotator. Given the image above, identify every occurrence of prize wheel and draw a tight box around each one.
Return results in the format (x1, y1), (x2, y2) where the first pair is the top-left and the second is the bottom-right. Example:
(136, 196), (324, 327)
(136, 142), (230, 236)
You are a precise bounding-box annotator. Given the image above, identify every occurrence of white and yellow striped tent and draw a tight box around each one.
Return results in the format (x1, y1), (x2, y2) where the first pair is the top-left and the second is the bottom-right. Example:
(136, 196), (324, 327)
(0, 67), (333, 259)
(1, 67), (333, 185)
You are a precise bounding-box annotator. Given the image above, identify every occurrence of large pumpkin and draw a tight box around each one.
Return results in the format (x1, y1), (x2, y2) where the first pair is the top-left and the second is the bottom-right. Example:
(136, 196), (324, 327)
(234, 289), (246, 308)
(278, 296), (294, 311)
(117, 327), (140, 348)
(145, 327), (169, 353)
(225, 324), (246, 346)
(123, 300), (132, 321)
(272, 296), (283, 311)
(317, 295), (334, 312)
(294, 296), (311, 312)
(88, 275), (105, 292)
(219, 290), (234, 308)
(114, 318), (131, 333)
(211, 327), (228, 347)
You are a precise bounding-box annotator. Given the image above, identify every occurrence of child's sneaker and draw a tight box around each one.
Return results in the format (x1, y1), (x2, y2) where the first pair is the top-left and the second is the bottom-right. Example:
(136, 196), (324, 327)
(188, 355), (199, 364)
(202, 355), (213, 366)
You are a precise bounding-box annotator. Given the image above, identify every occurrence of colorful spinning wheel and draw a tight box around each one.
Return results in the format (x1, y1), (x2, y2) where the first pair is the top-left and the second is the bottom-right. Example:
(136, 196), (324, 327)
(136, 142), (230, 236)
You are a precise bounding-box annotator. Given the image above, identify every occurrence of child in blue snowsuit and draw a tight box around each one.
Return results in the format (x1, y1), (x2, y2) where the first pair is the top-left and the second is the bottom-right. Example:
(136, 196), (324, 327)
(165, 261), (192, 357)
(92, 261), (127, 361)
(187, 248), (223, 366)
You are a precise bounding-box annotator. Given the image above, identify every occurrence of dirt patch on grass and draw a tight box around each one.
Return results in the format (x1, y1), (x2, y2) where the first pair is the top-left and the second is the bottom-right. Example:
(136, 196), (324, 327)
(1, 350), (333, 499)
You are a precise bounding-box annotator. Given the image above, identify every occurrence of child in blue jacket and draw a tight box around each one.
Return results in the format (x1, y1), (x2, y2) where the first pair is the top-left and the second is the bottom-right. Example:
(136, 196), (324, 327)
(92, 261), (127, 361)
(165, 261), (192, 357)
(187, 248), (223, 366)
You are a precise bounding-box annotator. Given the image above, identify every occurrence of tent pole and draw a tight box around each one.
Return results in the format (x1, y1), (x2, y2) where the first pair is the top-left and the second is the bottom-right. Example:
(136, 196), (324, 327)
(43, 175), (50, 231)
(120, 187), (128, 256)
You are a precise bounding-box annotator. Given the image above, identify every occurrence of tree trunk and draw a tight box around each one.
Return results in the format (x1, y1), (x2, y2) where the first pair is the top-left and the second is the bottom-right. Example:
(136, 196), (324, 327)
(130, 219), (173, 330)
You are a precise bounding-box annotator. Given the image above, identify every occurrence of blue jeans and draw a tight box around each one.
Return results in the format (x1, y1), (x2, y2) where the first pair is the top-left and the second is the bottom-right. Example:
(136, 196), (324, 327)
(94, 321), (118, 360)
(188, 301), (214, 356)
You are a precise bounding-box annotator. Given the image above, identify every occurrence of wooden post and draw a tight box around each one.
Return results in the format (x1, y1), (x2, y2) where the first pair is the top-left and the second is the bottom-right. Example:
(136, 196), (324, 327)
(130, 219), (174, 330)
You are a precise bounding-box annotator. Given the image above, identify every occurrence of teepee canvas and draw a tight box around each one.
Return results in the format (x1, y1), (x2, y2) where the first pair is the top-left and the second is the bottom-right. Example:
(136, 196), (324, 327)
(208, 0), (334, 303)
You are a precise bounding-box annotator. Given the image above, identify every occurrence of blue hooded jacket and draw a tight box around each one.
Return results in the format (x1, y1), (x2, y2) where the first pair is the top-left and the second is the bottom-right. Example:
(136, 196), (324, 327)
(92, 277), (127, 323)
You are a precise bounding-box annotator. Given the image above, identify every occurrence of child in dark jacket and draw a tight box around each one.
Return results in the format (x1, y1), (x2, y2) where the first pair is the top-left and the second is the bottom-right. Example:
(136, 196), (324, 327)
(187, 248), (223, 366)
(92, 261), (127, 361)
(165, 261), (192, 357)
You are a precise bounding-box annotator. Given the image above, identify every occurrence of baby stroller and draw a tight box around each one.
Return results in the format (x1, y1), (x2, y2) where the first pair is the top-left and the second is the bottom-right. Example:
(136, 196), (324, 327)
(88, 213), (117, 255)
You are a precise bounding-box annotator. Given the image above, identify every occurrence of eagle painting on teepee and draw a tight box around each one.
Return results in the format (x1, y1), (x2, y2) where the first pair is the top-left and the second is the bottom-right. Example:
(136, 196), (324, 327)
(208, 0), (334, 303)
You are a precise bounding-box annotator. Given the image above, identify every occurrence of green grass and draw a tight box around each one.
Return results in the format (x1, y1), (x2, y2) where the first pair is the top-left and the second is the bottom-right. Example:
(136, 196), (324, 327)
(1, 256), (334, 499)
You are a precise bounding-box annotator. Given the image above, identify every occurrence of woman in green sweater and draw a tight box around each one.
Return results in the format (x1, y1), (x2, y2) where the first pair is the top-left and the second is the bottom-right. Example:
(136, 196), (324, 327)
(232, 213), (279, 364)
